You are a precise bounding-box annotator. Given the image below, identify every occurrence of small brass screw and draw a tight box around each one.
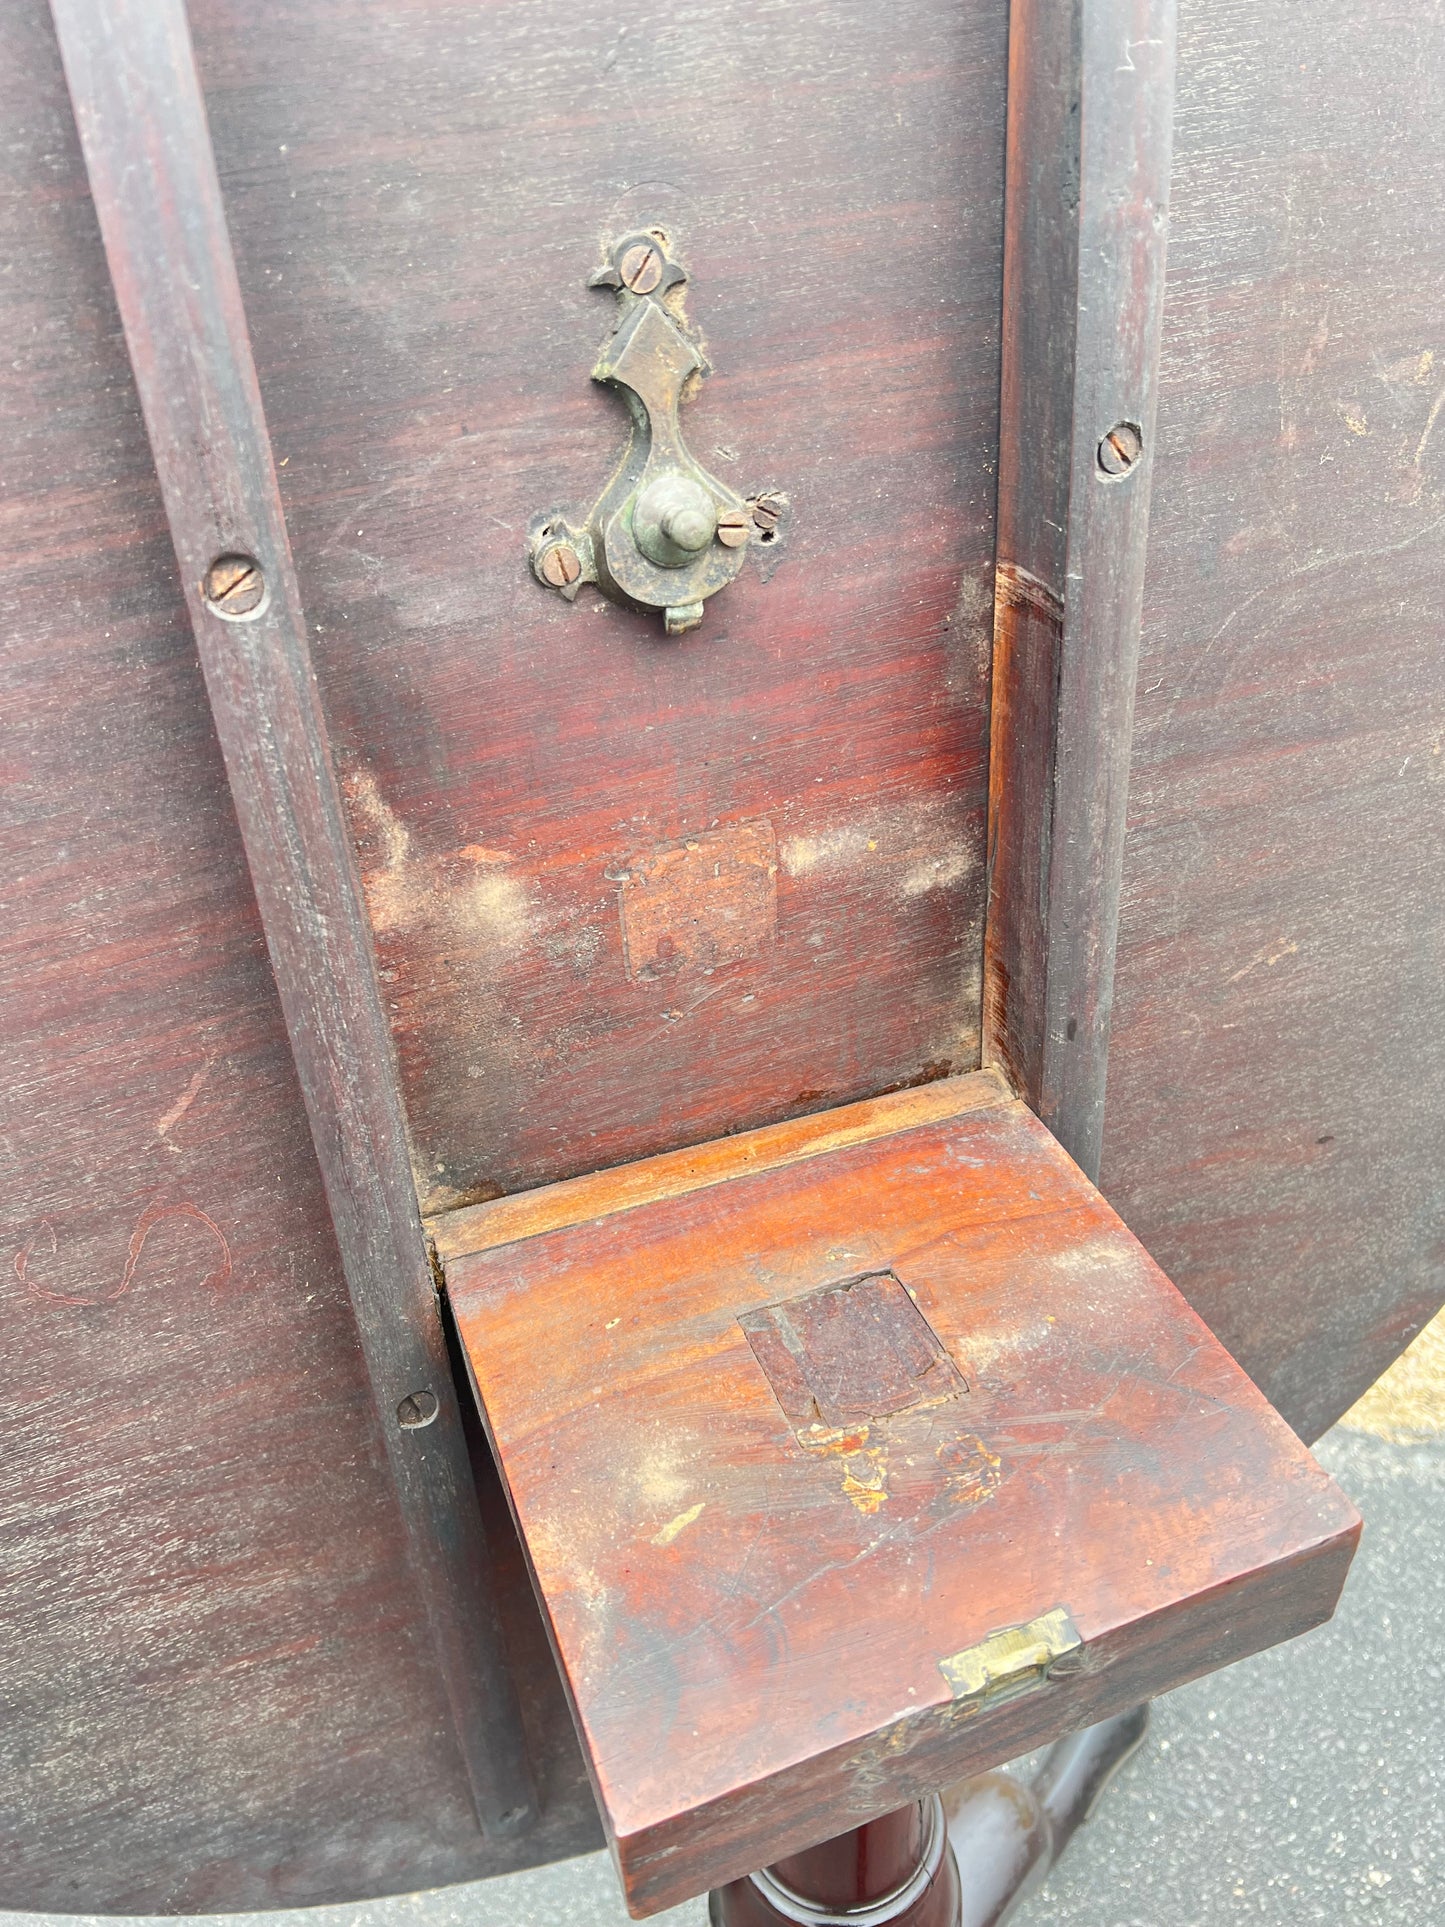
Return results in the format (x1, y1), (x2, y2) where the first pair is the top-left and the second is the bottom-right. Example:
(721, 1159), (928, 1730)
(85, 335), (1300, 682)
(203, 553), (265, 616)
(751, 494), (783, 531)
(1097, 423), (1143, 476)
(716, 509), (751, 549)
(397, 1390), (440, 1430)
(539, 542), (582, 587)
(619, 241), (664, 295)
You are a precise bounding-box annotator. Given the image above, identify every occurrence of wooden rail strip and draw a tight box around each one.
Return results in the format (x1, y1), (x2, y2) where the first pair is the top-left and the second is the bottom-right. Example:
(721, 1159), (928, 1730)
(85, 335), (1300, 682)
(429, 1070), (1011, 1262)
(986, 0), (1179, 1179)
(47, 0), (536, 1837)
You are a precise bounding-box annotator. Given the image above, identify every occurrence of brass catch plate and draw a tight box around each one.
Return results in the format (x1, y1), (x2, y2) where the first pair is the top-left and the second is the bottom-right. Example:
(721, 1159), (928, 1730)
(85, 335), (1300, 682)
(528, 229), (785, 634)
(938, 1607), (1083, 1707)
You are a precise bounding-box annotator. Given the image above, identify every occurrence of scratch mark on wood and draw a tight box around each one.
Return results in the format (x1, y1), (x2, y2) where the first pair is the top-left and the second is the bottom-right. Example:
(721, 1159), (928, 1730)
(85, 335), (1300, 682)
(1409, 384), (1445, 489)
(935, 1433), (1002, 1506)
(155, 1055), (215, 1138)
(14, 1200), (233, 1307)
(1226, 938), (1299, 985)
(1152, 512), (1445, 727)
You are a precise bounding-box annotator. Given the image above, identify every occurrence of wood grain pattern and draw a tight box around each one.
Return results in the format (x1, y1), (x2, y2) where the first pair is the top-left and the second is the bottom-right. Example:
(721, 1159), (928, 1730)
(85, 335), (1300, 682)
(0, 2), (598, 1907)
(48, 0), (536, 1837)
(430, 1070), (1008, 1261)
(1100, 0), (1445, 1439)
(449, 1086), (1358, 1914)
(185, 0), (1010, 1207)
(985, 0), (1178, 1179)
(8, 0), (1441, 1903)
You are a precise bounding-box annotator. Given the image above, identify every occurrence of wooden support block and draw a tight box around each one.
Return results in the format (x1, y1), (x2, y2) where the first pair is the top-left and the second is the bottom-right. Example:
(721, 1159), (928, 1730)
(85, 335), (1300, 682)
(443, 1072), (1359, 1916)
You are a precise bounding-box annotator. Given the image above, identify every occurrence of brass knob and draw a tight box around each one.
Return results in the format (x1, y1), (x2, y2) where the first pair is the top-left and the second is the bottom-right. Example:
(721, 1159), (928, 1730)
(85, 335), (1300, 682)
(528, 230), (774, 633)
(633, 473), (718, 568)
(662, 499), (714, 552)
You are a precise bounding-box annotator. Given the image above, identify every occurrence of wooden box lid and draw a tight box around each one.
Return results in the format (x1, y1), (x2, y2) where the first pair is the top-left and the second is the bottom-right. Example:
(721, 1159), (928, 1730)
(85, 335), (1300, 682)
(441, 1072), (1359, 1915)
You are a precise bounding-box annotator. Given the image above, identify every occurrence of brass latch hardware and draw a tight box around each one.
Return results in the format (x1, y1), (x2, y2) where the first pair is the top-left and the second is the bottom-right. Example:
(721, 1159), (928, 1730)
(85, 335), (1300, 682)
(528, 229), (781, 635)
(938, 1607), (1083, 1708)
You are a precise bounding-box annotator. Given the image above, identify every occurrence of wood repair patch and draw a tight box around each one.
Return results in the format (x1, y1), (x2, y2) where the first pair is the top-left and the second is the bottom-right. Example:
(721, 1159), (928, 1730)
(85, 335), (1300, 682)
(616, 820), (777, 980)
(740, 1270), (967, 1431)
(741, 1271), (974, 1514)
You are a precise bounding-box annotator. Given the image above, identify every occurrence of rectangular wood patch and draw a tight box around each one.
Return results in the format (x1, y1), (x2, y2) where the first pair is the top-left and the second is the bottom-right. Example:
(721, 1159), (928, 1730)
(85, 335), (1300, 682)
(617, 821), (778, 980)
(740, 1271), (967, 1431)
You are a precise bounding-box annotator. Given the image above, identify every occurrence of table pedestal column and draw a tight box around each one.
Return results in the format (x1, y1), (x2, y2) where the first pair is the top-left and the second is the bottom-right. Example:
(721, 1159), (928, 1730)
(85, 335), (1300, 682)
(710, 1797), (961, 1927)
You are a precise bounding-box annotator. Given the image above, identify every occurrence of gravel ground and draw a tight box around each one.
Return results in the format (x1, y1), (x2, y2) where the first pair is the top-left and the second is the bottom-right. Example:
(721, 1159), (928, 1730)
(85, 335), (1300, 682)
(3, 1413), (1439, 1927)
(1010, 1427), (1445, 1926)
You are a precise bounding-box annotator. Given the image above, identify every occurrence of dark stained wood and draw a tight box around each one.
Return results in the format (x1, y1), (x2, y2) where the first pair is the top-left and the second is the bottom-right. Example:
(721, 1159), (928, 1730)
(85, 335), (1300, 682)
(771, 1804), (943, 1914)
(448, 1074), (1358, 1915)
(986, 0), (1178, 1178)
(1100, 0), (1445, 1439)
(713, 1678), (1147, 1923)
(617, 821), (777, 982)
(713, 1799), (962, 1927)
(5, 0), (1441, 1906)
(47, 0), (536, 1838)
(0, 1), (599, 1909)
(740, 1271), (969, 1429)
(184, 0), (1010, 1207)
(916, 1708), (1152, 1927)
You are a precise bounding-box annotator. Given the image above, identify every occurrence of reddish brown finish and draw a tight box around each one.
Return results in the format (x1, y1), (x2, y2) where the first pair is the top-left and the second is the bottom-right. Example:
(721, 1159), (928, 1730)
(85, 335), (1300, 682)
(0, 2), (597, 1909)
(47, 0), (535, 1836)
(713, 1802), (962, 1927)
(740, 1272), (968, 1431)
(985, 0), (1177, 1178)
(184, 0), (1009, 1208)
(775, 1804), (934, 1911)
(1101, 0), (1445, 1440)
(618, 822), (778, 983)
(4, 0), (1438, 1908)
(448, 1074), (1358, 1915)
(430, 1074), (1012, 1263)
(933, 1705), (1151, 1927)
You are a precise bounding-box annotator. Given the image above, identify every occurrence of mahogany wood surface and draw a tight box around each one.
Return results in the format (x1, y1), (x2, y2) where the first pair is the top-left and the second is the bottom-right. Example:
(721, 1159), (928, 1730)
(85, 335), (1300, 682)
(429, 1070), (1011, 1261)
(183, 0), (1010, 1209)
(712, 1800), (962, 1927)
(0, 2), (597, 1907)
(48, 0), (534, 1837)
(448, 1075), (1359, 1914)
(1100, 0), (1445, 1439)
(985, 0), (1177, 1179)
(4, 0), (1440, 1906)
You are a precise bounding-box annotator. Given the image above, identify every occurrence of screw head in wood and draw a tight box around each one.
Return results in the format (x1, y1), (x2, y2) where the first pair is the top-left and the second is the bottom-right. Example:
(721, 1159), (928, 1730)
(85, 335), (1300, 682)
(751, 494), (783, 531)
(716, 509), (751, 548)
(397, 1389), (440, 1430)
(619, 241), (664, 294)
(1097, 422), (1143, 476)
(202, 553), (266, 617)
(539, 542), (582, 587)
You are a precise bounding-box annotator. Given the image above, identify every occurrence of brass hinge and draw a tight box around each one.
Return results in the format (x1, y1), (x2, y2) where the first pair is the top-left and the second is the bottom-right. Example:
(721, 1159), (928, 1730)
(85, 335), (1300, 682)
(938, 1607), (1082, 1707)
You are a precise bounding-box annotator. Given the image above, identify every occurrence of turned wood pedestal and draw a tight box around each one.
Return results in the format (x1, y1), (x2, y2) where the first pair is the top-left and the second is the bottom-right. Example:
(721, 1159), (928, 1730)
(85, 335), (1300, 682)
(710, 1799), (959, 1926)
(709, 1708), (1151, 1927)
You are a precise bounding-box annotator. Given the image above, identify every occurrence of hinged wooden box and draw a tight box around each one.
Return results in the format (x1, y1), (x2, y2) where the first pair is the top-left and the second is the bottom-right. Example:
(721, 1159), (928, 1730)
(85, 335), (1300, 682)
(442, 1073), (1358, 1912)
